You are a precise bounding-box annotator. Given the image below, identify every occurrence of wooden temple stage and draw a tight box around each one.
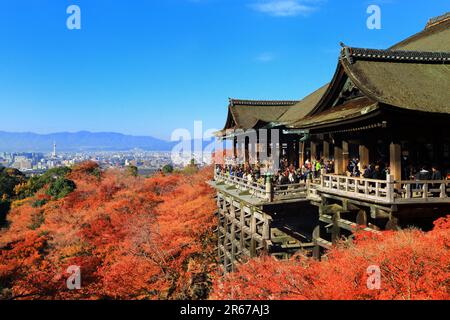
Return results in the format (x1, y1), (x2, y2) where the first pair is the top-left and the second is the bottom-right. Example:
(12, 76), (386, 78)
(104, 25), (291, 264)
(210, 13), (450, 273)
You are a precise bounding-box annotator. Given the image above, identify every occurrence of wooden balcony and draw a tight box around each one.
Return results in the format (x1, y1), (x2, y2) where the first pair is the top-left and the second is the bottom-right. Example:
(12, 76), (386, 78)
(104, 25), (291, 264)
(213, 171), (450, 206)
(213, 172), (307, 203)
(316, 174), (450, 205)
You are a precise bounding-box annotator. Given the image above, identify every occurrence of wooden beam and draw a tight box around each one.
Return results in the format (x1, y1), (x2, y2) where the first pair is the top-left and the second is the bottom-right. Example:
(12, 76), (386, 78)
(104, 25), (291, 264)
(390, 142), (402, 182)
(311, 141), (318, 161)
(334, 145), (343, 174)
(323, 141), (330, 161)
(312, 225), (321, 259)
(342, 141), (349, 174)
(359, 144), (369, 169)
(299, 141), (305, 168)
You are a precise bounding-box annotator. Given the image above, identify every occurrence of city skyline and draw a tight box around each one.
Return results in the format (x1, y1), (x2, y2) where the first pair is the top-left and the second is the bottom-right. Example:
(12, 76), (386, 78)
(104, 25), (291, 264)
(1, 1), (449, 139)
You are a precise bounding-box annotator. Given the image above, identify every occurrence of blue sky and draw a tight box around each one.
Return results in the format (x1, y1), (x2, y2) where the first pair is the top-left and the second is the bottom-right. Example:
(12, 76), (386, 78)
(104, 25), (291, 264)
(0, 0), (448, 140)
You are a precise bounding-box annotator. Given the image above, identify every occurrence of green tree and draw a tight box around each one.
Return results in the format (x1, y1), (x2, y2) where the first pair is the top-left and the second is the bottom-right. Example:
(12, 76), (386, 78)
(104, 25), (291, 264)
(17, 166), (72, 199)
(0, 198), (10, 227)
(0, 166), (25, 198)
(183, 159), (199, 175)
(46, 177), (76, 199)
(126, 165), (138, 177)
(162, 164), (174, 174)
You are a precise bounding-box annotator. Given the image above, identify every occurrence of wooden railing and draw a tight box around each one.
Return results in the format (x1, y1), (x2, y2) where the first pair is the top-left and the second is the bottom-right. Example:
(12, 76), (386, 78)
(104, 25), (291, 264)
(273, 182), (307, 201)
(214, 171), (450, 205)
(214, 172), (268, 200)
(214, 172), (307, 202)
(395, 180), (450, 203)
(306, 180), (321, 202)
(317, 174), (450, 204)
(319, 174), (392, 203)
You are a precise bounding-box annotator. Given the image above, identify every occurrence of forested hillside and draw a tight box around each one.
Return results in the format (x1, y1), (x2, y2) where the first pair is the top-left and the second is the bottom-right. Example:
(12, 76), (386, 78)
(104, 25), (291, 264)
(212, 218), (450, 300)
(1, 162), (448, 300)
(0, 162), (216, 299)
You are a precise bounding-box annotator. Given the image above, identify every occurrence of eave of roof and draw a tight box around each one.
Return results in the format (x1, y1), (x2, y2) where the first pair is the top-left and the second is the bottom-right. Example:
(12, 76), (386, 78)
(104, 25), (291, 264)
(288, 45), (450, 129)
(277, 84), (329, 124)
(287, 97), (380, 129)
(341, 46), (450, 114)
(223, 99), (299, 131)
(390, 12), (450, 51)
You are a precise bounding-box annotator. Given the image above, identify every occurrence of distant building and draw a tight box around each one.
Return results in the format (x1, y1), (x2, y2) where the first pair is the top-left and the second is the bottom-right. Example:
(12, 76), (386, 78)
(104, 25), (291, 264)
(52, 141), (57, 158)
(12, 158), (32, 170)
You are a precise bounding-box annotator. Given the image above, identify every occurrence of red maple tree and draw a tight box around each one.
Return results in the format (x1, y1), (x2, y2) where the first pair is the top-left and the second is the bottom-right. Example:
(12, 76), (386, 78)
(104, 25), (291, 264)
(211, 216), (450, 300)
(0, 162), (216, 300)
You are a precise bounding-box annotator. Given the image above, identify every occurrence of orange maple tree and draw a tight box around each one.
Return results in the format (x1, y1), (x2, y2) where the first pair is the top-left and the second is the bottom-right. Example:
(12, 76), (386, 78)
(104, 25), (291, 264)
(211, 216), (450, 300)
(1, 161), (449, 300)
(0, 162), (216, 300)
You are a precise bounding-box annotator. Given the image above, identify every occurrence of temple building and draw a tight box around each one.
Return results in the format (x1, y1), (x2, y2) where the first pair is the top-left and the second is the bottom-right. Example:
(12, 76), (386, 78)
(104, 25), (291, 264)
(211, 13), (450, 273)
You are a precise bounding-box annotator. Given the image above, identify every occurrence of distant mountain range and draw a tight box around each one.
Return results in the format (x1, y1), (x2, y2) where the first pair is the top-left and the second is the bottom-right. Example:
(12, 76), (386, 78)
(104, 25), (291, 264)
(0, 131), (179, 152)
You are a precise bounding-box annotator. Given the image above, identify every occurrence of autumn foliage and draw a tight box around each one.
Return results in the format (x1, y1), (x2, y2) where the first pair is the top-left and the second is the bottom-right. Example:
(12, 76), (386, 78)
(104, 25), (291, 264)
(0, 161), (216, 300)
(212, 217), (450, 300)
(1, 161), (449, 300)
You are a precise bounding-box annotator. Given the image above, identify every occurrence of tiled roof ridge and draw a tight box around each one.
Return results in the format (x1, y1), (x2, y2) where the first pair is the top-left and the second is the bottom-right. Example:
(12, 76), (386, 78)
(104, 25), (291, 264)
(426, 12), (450, 29)
(229, 98), (299, 106)
(340, 45), (450, 64)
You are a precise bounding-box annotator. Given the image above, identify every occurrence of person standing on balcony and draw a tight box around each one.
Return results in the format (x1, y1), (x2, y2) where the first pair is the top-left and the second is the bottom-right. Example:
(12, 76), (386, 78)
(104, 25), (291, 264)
(315, 160), (322, 179)
(431, 165), (442, 180)
(362, 165), (371, 178)
(431, 165), (443, 193)
(416, 166), (431, 181)
(280, 170), (289, 186)
(371, 165), (382, 180)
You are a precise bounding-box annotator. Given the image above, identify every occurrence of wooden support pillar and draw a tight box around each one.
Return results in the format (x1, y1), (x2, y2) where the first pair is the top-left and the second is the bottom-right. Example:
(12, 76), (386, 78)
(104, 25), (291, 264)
(239, 203), (245, 252)
(331, 212), (341, 244)
(230, 218), (236, 270)
(223, 201), (230, 270)
(342, 141), (349, 174)
(265, 177), (273, 202)
(262, 215), (271, 240)
(312, 225), (320, 260)
(290, 140), (297, 167)
(244, 138), (250, 164)
(385, 216), (400, 231)
(323, 141), (330, 161)
(250, 210), (257, 257)
(359, 144), (369, 170)
(256, 131), (263, 163)
(390, 142), (402, 182)
(233, 137), (237, 159)
(356, 209), (368, 226)
(334, 145), (343, 174)
(311, 141), (318, 161)
(299, 141), (305, 168)
(287, 140), (293, 166)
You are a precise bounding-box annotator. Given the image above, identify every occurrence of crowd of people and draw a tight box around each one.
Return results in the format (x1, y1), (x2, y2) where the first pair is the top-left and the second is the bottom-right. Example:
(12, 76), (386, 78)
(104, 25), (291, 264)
(215, 157), (335, 186)
(216, 156), (448, 186)
(346, 157), (446, 182)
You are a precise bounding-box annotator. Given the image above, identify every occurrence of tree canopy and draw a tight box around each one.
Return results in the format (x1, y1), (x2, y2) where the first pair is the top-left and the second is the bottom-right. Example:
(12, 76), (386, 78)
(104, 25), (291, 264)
(0, 162), (216, 300)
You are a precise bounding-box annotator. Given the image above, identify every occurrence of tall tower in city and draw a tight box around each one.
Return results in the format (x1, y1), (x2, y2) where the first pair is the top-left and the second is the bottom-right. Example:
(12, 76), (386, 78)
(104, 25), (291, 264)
(52, 141), (57, 158)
